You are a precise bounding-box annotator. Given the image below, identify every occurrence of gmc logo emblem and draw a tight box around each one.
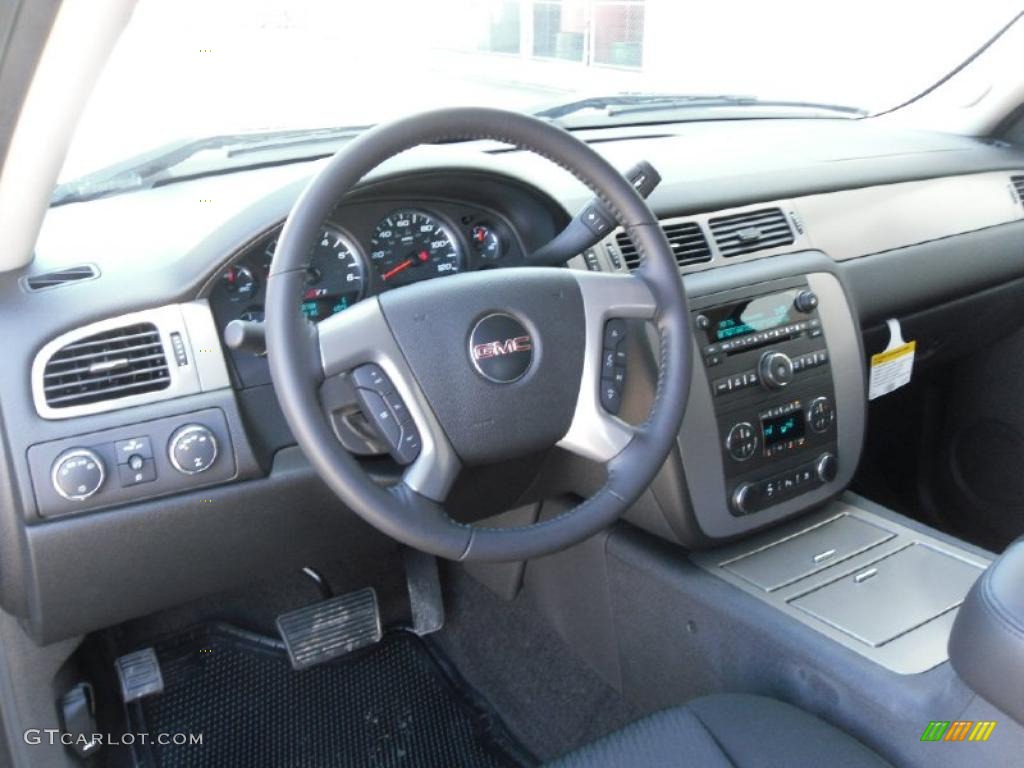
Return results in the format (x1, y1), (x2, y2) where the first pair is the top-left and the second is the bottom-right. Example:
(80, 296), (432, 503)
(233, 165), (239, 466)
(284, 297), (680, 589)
(472, 335), (532, 360)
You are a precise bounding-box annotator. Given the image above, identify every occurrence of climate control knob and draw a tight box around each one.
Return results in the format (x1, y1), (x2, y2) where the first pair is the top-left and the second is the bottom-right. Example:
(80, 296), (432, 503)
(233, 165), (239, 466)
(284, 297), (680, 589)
(732, 483), (756, 515)
(725, 422), (758, 461)
(168, 424), (218, 475)
(52, 448), (105, 501)
(759, 351), (794, 389)
(816, 452), (838, 483)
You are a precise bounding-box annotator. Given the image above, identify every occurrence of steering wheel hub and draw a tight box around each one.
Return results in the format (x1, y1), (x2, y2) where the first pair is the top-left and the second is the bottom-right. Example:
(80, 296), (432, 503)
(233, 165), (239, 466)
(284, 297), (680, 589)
(468, 312), (534, 383)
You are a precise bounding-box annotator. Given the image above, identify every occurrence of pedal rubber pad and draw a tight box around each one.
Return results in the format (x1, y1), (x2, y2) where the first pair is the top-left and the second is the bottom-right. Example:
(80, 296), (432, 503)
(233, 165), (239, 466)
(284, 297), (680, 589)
(276, 587), (382, 670)
(115, 648), (164, 703)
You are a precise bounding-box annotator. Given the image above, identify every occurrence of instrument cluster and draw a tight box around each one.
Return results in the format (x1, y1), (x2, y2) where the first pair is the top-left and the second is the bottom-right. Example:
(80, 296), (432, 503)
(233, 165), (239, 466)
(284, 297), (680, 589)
(209, 200), (522, 332)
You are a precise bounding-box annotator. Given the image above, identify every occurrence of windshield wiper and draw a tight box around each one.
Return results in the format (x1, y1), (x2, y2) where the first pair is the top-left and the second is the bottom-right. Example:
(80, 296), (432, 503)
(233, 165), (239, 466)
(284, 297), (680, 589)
(51, 124), (373, 206)
(535, 93), (866, 123)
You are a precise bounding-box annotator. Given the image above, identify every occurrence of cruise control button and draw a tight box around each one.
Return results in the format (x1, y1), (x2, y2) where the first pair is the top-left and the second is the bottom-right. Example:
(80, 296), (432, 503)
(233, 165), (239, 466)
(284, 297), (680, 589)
(604, 318), (627, 348)
(600, 378), (623, 414)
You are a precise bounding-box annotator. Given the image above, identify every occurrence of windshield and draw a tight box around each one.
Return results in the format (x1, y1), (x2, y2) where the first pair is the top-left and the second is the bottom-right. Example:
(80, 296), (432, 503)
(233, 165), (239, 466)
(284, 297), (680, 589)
(59, 0), (1023, 185)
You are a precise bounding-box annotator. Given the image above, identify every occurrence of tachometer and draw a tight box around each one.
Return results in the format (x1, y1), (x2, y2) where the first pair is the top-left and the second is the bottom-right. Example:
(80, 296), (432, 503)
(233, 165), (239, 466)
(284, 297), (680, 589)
(369, 209), (461, 288)
(263, 225), (366, 321)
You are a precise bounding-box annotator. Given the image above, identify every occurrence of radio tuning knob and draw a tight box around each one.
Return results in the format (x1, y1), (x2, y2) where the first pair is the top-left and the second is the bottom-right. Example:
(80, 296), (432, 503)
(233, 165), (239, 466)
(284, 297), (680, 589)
(759, 351), (794, 389)
(794, 290), (819, 313)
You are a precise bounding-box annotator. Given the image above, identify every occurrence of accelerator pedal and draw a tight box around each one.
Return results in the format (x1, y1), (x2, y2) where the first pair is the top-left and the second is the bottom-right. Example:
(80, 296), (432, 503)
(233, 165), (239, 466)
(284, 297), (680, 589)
(276, 587), (382, 670)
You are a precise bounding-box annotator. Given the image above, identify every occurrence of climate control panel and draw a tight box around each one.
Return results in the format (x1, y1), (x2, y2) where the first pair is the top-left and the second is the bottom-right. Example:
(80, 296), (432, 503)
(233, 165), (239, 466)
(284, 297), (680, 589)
(27, 408), (236, 519)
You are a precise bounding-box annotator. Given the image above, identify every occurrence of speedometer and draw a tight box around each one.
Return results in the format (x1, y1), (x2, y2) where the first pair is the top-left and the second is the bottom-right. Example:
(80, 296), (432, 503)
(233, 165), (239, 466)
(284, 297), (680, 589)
(369, 209), (462, 288)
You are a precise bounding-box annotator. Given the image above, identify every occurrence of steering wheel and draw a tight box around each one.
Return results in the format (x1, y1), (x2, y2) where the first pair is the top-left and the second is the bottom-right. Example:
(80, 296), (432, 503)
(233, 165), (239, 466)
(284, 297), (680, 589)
(265, 107), (691, 562)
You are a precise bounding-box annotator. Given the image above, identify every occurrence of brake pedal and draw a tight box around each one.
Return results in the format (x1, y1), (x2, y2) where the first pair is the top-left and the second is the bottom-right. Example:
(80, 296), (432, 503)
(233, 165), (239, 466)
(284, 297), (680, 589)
(115, 648), (164, 703)
(276, 587), (382, 670)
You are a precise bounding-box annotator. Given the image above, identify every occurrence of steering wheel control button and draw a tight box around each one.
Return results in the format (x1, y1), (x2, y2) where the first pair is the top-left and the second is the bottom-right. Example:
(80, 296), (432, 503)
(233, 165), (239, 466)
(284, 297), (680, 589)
(350, 364), (393, 395)
(118, 458), (157, 487)
(725, 422), (757, 461)
(351, 365), (421, 466)
(759, 351), (794, 389)
(168, 424), (219, 475)
(600, 379), (623, 414)
(603, 318), (627, 348)
(52, 449), (106, 501)
(808, 396), (836, 433)
(114, 436), (153, 463)
(469, 313), (533, 384)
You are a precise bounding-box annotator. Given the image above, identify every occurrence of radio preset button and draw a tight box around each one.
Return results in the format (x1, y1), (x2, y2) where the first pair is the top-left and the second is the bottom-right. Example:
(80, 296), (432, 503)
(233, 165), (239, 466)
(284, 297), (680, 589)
(726, 422), (757, 461)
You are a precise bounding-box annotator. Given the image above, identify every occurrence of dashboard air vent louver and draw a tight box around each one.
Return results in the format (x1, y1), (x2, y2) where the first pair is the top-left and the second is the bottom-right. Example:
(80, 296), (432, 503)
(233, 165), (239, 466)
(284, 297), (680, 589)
(42, 323), (170, 409)
(709, 208), (794, 257)
(1011, 175), (1024, 206)
(615, 220), (712, 271)
(24, 264), (99, 292)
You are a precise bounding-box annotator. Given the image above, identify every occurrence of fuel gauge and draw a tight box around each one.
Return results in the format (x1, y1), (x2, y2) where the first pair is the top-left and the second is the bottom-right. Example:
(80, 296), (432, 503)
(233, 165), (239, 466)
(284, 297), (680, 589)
(470, 224), (503, 260)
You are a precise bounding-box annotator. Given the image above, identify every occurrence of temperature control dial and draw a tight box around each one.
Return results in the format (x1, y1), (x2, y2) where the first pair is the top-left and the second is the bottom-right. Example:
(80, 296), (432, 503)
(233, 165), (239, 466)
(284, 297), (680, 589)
(168, 424), (218, 475)
(52, 449), (105, 501)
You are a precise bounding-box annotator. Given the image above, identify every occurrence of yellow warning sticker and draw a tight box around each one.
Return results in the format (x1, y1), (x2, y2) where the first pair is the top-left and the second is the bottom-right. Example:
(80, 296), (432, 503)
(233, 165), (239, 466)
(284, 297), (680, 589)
(870, 341), (916, 367)
(868, 340), (916, 400)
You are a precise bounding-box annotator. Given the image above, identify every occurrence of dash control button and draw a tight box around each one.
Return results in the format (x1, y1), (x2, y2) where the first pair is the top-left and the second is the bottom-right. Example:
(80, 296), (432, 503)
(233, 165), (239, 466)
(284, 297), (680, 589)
(115, 436), (153, 463)
(170, 332), (188, 367)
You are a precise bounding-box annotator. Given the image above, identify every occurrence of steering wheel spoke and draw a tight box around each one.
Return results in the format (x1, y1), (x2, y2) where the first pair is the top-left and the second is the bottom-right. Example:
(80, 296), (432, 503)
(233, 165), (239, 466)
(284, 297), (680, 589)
(557, 270), (657, 463)
(318, 298), (460, 501)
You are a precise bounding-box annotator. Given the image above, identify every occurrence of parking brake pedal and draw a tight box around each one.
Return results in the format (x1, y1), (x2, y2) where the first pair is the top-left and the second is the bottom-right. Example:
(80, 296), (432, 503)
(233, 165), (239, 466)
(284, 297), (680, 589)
(276, 587), (382, 670)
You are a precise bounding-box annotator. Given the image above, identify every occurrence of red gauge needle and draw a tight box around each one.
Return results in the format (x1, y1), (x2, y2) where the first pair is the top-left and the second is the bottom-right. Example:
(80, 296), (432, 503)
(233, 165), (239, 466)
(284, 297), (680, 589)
(381, 258), (414, 281)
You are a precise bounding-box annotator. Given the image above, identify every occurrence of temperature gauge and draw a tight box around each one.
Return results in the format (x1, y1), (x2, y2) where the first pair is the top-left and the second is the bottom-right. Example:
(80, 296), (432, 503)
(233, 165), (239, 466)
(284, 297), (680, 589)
(470, 224), (503, 260)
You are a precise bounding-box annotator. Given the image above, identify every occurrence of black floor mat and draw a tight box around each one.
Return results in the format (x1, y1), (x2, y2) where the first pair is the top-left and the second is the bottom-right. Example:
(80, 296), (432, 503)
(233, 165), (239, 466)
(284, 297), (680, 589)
(126, 624), (530, 768)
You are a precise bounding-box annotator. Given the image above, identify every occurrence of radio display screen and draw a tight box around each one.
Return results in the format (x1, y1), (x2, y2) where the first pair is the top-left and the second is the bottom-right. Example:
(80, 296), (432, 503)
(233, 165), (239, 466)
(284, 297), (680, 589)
(762, 410), (805, 449)
(705, 289), (800, 342)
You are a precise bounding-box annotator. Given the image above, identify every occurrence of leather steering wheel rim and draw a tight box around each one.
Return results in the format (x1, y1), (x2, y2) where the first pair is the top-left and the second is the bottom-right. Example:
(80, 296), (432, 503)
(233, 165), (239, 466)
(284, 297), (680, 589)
(265, 107), (691, 562)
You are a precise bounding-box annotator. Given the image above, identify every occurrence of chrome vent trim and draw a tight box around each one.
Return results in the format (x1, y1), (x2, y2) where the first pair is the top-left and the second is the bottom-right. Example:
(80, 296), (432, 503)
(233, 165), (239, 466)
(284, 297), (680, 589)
(22, 264), (99, 292)
(709, 207), (794, 257)
(615, 220), (712, 271)
(42, 323), (170, 408)
(31, 302), (231, 420)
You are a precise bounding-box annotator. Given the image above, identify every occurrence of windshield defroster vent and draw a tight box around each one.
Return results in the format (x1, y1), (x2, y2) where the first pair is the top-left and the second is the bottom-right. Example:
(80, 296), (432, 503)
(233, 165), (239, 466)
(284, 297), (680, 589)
(709, 208), (794, 257)
(42, 323), (170, 409)
(23, 264), (99, 292)
(615, 220), (712, 271)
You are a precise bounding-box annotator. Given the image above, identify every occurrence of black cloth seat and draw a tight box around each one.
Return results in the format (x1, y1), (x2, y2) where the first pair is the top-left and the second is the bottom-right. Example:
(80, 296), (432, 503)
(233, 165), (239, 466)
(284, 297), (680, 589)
(548, 693), (890, 767)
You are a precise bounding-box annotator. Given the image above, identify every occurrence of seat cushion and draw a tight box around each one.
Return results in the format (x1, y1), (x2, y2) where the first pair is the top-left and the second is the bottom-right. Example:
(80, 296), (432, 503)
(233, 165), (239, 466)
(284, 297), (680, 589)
(547, 693), (890, 768)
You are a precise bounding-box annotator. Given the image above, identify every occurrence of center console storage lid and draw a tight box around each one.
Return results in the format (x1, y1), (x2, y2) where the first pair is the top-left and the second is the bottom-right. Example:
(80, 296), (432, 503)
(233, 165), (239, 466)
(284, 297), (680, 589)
(723, 513), (893, 591)
(791, 543), (983, 647)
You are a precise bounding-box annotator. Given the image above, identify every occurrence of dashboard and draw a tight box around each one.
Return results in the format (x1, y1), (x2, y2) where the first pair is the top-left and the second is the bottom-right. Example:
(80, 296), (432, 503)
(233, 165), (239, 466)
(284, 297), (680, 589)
(6, 118), (1024, 643)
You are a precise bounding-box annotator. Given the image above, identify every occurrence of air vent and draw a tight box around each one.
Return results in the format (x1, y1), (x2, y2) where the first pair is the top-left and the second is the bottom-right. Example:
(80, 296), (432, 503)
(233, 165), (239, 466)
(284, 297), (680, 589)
(709, 208), (794, 258)
(42, 323), (170, 409)
(615, 220), (712, 271)
(23, 264), (99, 292)
(1011, 175), (1024, 205)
